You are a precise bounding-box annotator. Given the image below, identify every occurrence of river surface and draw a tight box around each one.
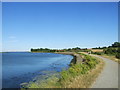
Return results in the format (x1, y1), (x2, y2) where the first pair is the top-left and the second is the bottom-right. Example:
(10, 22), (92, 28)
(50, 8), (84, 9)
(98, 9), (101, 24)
(2, 52), (73, 88)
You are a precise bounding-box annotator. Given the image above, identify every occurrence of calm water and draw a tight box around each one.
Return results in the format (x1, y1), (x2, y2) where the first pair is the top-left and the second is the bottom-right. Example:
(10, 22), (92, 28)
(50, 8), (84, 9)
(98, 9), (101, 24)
(2, 52), (73, 88)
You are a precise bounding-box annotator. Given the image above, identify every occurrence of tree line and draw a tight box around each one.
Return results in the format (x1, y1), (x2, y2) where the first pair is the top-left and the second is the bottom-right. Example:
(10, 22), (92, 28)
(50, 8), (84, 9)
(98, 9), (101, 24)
(31, 47), (89, 52)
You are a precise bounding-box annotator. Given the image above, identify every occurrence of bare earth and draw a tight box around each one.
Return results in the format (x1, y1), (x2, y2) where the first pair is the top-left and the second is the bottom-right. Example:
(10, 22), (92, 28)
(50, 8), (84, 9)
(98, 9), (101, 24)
(91, 54), (118, 88)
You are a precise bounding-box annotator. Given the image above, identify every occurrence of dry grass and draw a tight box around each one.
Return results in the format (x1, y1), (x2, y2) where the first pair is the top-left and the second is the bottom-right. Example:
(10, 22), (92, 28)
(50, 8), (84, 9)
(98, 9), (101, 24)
(90, 49), (103, 52)
(62, 57), (105, 88)
(101, 54), (120, 64)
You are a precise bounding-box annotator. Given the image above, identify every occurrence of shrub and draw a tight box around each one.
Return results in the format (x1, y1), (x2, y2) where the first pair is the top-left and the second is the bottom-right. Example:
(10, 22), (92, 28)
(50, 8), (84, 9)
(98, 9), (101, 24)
(104, 48), (117, 55)
(92, 52), (103, 55)
(116, 53), (120, 59)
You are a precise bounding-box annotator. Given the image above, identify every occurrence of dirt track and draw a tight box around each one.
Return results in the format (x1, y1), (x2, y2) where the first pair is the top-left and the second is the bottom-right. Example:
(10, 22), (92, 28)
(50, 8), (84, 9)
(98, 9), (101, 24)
(91, 55), (118, 88)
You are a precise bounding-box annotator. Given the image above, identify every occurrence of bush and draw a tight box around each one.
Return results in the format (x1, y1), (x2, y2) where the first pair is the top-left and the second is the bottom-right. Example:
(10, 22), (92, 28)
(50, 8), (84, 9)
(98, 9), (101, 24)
(92, 52), (103, 55)
(116, 53), (120, 59)
(104, 48), (117, 55)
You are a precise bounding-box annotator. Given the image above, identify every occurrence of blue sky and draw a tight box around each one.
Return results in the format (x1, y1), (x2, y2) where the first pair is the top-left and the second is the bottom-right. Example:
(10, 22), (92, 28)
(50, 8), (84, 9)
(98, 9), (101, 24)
(2, 2), (118, 51)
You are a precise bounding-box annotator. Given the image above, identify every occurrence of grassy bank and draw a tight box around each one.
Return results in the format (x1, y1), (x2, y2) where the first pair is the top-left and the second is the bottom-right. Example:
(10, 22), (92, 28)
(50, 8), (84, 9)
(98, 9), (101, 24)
(100, 54), (120, 64)
(21, 53), (104, 88)
(91, 51), (120, 64)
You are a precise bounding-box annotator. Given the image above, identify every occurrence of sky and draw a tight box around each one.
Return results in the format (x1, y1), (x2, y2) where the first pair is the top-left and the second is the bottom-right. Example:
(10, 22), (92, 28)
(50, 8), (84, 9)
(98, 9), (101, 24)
(2, 2), (118, 51)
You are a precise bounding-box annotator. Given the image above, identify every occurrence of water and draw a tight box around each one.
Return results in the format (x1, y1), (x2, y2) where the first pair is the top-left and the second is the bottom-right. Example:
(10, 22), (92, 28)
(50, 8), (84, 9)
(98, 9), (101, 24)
(2, 52), (73, 88)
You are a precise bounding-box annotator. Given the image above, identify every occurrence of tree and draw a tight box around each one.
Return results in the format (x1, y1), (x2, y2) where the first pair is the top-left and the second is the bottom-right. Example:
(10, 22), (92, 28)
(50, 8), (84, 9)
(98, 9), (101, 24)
(31, 48), (33, 51)
(112, 42), (120, 47)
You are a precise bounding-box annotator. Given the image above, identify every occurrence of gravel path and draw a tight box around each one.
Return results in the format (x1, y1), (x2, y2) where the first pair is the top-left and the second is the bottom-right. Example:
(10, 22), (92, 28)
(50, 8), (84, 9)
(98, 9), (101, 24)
(91, 55), (118, 88)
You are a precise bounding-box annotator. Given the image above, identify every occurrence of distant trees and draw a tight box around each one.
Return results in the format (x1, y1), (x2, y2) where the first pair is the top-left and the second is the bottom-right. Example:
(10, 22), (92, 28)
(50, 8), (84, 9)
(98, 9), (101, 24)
(31, 48), (61, 52)
(103, 42), (120, 59)
(92, 46), (107, 49)
(30, 47), (82, 52)
(111, 42), (120, 47)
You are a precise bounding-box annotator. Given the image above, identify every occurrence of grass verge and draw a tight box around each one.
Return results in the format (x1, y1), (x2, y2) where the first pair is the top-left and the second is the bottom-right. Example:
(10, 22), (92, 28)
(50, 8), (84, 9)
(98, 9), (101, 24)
(21, 53), (104, 88)
(100, 54), (120, 64)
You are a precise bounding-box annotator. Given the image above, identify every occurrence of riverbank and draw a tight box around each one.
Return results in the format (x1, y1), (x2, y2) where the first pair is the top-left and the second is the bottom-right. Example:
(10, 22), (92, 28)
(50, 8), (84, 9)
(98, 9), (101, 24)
(55, 52), (83, 64)
(21, 52), (104, 88)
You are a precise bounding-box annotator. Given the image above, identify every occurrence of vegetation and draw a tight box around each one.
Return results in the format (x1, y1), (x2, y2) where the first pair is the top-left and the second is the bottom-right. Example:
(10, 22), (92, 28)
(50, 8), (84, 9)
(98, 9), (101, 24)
(92, 47), (107, 49)
(59, 54), (99, 84)
(22, 53), (102, 88)
(116, 52), (120, 59)
(92, 52), (104, 55)
(31, 47), (91, 53)
(31, 48), (57, 52)
(109, 42), (120, 48)
(92, 42), (120, 59)
(31, 47), (88, 52)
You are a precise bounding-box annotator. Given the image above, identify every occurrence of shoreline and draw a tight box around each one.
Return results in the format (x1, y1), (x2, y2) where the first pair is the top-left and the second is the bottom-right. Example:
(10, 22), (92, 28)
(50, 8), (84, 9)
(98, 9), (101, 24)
(20, 52), (76, 88)
(55, 52), (83, 64)
(24, 52), (104, 88)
